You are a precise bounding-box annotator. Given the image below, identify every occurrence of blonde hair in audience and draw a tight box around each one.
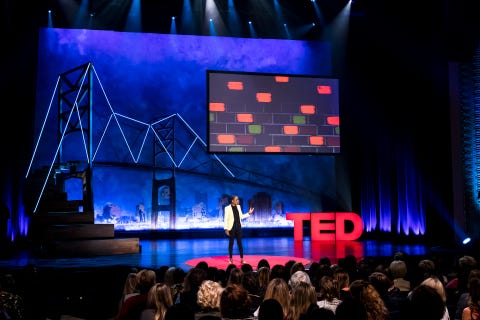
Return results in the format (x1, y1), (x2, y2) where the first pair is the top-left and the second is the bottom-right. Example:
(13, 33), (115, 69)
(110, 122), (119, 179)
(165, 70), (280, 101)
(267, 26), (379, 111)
(146, 283), (173, 320)
(264, 277), (290, 318)
(287, 281), (317, 320)
(197, 279), (224, 309)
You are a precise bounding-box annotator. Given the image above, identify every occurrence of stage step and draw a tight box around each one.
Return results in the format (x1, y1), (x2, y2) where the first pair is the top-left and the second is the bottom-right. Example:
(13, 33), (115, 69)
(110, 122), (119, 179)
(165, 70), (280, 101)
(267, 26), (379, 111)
(31, 211), (95, 226)
(24, 165), (141, 257)
(43, 223), (115, 240)
(44, 237), (141, 257)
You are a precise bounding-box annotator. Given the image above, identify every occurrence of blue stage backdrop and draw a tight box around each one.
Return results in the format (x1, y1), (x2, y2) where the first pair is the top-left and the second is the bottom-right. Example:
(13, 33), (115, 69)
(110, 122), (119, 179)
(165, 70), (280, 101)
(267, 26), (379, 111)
(30, 27), (348, 231)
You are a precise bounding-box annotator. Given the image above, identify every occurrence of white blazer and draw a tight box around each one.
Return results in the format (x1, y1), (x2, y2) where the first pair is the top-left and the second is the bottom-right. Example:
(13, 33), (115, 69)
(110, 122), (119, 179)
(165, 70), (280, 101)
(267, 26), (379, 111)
(224, 204), (250, 231)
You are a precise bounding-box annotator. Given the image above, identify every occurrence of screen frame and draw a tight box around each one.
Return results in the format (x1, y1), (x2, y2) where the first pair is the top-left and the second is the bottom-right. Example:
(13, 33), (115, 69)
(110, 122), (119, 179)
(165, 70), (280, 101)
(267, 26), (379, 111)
(207, 69), (341, 155)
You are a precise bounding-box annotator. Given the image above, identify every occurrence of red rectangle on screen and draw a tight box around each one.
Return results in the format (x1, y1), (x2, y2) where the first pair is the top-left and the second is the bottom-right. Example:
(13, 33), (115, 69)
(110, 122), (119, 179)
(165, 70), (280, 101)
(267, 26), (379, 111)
(317, 86), (332, 94)
(209, 102), (225, 112)
(228, 81), (244, 90)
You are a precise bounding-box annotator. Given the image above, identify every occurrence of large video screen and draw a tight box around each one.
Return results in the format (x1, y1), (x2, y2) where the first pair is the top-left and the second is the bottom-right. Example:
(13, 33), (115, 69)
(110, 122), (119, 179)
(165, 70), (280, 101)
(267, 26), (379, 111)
(29, 28), (345, 231)
(208, 71), (340, 154)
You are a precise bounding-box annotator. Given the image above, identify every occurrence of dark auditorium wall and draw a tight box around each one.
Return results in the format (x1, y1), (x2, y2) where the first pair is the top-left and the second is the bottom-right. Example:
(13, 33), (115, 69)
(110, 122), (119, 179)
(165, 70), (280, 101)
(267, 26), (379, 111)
(1, 0), (479, 245)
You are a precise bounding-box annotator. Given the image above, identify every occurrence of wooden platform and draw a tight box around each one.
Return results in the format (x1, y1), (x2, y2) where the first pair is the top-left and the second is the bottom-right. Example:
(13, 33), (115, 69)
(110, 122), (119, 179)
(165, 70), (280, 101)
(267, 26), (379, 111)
(24, 165), (141, 257)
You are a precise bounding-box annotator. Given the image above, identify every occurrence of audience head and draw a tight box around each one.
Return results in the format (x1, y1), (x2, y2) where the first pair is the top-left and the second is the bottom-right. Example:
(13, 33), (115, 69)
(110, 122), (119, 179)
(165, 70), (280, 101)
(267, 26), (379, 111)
(257, 258), (271, 270)
(333, 268), (350, 290)
(270, 264), (288, 282)
(257, 266), (271, 288)
(468, 276), (480, 306)
(290, 262), (305, 276)
(146, 283), (174, 319)
(349, 279), (389, 320)
(393, 251), (407, 261)
(421, 276), (447, 303)
(242, 271), (260, 295)
(458, 255), (478, 291)
(258, 298), (283, 320)
(288, 270), (311, 290)
(122, 272), (138, 295)
(368, 271), (393, 296)
(136, 268), (157, 293)
(241, 263), (254, 273)
(184, 267), (208, 292)
(417, 259), (436, 280)
(285, 260), (297, 274)
(163, 267), (176, 287)
(196, 261), (209, 272)
(220, 284), (252, 319)
(405, 284), (445, 320)
(197, 279), (224, 310)
(319, 256), (332, 266)
(288, 281), (317, 320)
(389, 260), (408, 279)
(318, 276), (338, 301)
(227, 267), (244, 286)
(264, 277), (290, 318)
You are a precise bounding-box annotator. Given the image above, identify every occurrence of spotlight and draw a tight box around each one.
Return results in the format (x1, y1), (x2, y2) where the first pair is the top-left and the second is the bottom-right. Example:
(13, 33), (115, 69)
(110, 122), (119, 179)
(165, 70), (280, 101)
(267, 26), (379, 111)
(463, 237), (472, 245)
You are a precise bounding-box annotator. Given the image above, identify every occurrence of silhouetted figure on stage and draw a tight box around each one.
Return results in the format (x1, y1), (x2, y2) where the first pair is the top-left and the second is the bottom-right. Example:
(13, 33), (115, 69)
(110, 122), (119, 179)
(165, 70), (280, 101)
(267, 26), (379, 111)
(224, 195), (254, 265)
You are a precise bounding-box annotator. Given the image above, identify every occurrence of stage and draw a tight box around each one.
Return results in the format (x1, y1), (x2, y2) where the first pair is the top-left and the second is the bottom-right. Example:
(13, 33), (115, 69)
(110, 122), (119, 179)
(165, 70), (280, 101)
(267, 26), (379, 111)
(0, 236), (433, 271)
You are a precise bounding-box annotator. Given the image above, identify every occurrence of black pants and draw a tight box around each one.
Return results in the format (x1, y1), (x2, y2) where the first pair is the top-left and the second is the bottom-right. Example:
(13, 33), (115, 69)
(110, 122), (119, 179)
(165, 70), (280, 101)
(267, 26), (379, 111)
(228, 224), (243, 258)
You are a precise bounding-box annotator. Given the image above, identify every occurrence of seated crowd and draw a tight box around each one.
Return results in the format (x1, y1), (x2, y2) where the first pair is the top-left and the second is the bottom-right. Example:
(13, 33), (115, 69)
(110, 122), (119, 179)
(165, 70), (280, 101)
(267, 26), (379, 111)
(1, 252), (480, 320)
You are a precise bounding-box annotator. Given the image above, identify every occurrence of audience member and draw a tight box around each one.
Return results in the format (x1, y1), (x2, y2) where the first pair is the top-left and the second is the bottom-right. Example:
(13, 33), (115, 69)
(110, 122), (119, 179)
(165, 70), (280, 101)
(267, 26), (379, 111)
(258, 298), (284, 320)
(257, 259), (271, 270)
(420, 276), (450, 320)
(461, 276), (480, 320)
(257, 267), (270, 299)
(227, 267), (244, 287)
(163, 266), (185, 303)
(316, 276), (341, 314)
(0, 273), (24, 320)
(290, 262), (305, 276)
(389, 259), (411, 294)
(411, 259), (437, 288)
(403, 284), (446, 320)
(455, 269), (480, 320)
(241, 263), (254, 274)
(196, 280), (223, 320)
(118, 272), (139, 311)
(288, 271), (311, 291)
(447, 255), (478, 306)
(180, 267), (208, 313)
(219, 284), (253, 319)
(270, 264), (288, 283)
(333, 268), (351, 300)
(243, 271), (262, 314)
(116, 268), (157, 320)
(349, 279), (389, 320)
(196, 261), (209, 273)
(368, 271), (406, 319)
(140, 283), (173, 320)
(287, 281), (317, 320)
(254, 277), (290, 318)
